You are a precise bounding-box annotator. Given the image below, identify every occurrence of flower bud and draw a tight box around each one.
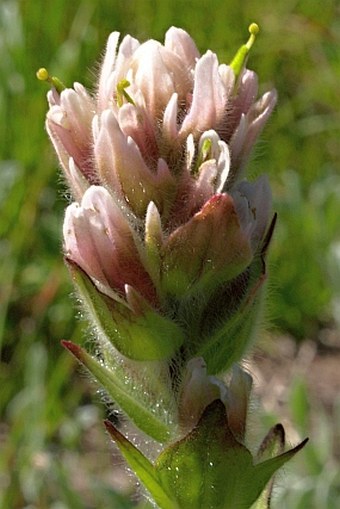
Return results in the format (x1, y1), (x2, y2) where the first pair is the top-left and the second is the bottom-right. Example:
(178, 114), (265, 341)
(46, 83), (96, 186)
(63, 185), (156, 302)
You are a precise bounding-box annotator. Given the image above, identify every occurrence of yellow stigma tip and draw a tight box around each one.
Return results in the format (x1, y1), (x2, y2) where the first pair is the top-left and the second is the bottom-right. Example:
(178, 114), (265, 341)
(36, 67), (50, 81)
(36, 69), (66, 93)
(246, 22), (259, 50)
(248, 23), (260, 36)
(230, 22), (260, 78)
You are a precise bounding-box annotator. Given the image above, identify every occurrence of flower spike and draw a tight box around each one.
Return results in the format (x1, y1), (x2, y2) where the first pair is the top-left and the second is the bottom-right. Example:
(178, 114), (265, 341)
(40, 23), (302, 509)
(230, 22), (260, 78)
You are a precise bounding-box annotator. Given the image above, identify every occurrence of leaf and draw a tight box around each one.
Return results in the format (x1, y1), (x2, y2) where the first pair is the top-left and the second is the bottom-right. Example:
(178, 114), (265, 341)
(62, 341), (172, 442)
(104, 421), (179, 509)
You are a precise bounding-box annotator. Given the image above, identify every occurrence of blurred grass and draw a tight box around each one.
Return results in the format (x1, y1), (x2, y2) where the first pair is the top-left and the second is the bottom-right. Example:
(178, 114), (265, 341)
(1, 0), (340, 507)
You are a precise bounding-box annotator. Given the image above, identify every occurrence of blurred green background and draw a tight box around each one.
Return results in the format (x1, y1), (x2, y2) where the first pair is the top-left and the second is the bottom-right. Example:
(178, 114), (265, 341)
(1, 0), (340, 507)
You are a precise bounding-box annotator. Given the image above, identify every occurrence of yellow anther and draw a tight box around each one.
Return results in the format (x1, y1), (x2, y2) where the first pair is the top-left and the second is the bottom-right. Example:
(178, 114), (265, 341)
(201, 138), (212, 159)
(116, 79), (135, 107)
(194, 138), (213, 174)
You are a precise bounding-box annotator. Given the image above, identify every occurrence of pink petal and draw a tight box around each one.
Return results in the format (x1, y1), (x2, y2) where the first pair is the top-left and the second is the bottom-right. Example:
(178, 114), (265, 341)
(118, 103), (158, 164)
(232, 175), (272, 251)
(92, 113), (122, 198)
(131, 40), (189, 118)
(64, 157), (90, 201)
(179, 357), (222, 430)
(163, 93), (179, 142)
(164, 26), (200, 69)
(230, 89), (277, 173)
(145, 201), (163, 248)
(94, 110), (154, 215)
(180, 51), (227, 137)
(47, 88), (60, 107)
(97, 32), (120, 110)
(185, 134), (195, 171)
(193, 160), (218, 204)
(218, 69), (258, 145)
(218, 64), (235, 95)
(234, 70), (259, 115)
(114, 34), (140, 81)
(60, 85), (95, 145)
(225, 366), (252, 441)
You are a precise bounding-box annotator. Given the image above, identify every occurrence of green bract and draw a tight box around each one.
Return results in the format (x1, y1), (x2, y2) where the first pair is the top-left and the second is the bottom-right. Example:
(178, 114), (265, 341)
(105, 400), (307, 509)
(68, 260), (185, 361)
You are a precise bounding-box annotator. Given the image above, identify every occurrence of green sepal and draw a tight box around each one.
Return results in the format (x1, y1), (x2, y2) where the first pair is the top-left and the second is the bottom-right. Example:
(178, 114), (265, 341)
(104, 420), (179, 509)
(251, 424), (285, 509)
(62, 341), (172, 443)
(250, 438), (308, 506)
(155, 400), (307, 509)
(197, 255), (266, 375)
(68, 260), (184, 361)
(160, 194), (252, 300)
(196, 215), (277, 375)
(104, 400), (307, 509)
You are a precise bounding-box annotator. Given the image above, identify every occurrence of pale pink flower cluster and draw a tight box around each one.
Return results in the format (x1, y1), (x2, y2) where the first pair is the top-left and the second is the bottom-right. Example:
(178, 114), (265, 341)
(46, 26), (276, 314)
